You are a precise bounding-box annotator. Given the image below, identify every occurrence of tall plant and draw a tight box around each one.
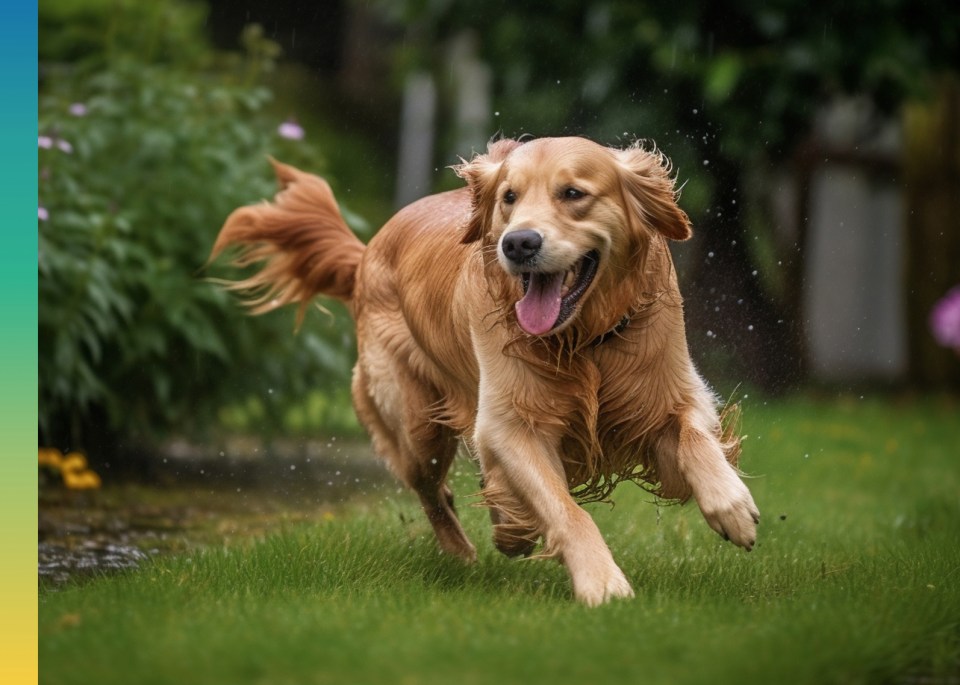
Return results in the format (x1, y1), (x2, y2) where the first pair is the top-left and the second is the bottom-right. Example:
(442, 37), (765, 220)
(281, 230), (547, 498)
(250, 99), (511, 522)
(39, 0), (358, 452)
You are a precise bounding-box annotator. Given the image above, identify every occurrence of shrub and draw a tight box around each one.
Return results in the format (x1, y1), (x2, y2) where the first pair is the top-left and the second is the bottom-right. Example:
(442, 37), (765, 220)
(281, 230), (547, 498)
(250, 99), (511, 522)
(39, 1), (361, 451)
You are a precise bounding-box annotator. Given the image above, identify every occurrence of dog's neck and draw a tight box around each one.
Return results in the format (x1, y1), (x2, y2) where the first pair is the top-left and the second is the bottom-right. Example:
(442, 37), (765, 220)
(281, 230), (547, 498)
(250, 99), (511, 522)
(590, 314), (631, 347)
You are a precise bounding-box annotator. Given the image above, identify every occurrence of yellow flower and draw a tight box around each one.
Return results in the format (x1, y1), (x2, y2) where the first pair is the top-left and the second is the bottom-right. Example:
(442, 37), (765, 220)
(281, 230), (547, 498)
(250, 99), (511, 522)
(61, 452), (89, 473)
(40, 448), (102, 490)
(63, 469), (102, 490)
(38, 448), (63, 468)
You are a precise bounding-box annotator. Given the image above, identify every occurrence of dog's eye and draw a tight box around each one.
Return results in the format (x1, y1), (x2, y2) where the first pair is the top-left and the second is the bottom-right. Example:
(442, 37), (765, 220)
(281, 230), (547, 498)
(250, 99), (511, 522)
(503, 189), (517, 205)
(562, 187), (586, 200)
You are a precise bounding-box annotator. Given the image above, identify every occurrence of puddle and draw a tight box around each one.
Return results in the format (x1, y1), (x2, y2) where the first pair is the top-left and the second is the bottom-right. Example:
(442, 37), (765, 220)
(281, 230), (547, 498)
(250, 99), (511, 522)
(39, 439), (394, 587)
(39, 540), (151, 585)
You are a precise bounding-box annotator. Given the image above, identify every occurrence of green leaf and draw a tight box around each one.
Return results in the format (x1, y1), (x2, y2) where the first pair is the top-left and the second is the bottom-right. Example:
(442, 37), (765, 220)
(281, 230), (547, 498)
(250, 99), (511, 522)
(704, 54), (742, 104)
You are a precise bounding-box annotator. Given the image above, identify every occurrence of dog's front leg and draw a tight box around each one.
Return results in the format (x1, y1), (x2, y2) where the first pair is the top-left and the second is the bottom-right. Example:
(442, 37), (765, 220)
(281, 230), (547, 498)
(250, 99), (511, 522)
(674, 400), (760, 550)
(474, 407), (634, 606)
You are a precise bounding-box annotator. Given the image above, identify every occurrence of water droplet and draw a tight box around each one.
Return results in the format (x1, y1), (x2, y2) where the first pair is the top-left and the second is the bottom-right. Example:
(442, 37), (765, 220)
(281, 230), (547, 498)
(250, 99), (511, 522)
(289, 464), (296, 471)
(708, 251), (715, 258)
(747, 325), (754, 331)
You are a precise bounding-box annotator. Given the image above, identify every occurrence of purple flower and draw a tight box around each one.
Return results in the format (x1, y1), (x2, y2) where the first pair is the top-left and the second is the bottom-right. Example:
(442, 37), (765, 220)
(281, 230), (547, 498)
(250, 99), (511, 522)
(69, 102), (88, 117)
(38, 206), (49, 221)
(930, 286), (960, 351)
(277, 120), (305, 140)
(39, 136), (72, 153)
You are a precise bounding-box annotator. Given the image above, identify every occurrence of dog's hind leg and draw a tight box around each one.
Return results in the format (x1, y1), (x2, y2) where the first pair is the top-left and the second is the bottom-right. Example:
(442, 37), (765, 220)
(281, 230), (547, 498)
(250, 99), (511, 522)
(407, 422), (477, 563)
(351, 364), (477, 562)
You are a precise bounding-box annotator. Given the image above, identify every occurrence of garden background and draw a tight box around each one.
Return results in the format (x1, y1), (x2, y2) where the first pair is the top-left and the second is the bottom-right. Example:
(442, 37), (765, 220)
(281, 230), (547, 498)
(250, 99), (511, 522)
(36, 1), (960, 684)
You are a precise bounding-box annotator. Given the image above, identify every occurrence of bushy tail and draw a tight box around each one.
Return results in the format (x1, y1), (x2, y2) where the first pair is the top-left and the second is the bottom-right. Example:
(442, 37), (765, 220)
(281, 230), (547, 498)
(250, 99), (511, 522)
(209, 158), (365, 322)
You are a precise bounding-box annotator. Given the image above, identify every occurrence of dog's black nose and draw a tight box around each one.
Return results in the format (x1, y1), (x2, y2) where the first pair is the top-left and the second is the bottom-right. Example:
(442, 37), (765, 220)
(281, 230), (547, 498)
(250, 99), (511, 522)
(501, 229), (542, 264)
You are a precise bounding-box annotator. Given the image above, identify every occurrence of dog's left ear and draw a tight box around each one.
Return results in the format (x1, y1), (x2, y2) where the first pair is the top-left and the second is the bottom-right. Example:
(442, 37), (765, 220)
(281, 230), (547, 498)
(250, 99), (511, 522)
(454, 138), (522, 244)
(615, 144), (692, 241)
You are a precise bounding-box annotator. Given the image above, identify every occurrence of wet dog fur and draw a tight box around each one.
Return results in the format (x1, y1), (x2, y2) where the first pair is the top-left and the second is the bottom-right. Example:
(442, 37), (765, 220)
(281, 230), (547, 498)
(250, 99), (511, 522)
(210, 136), (760, 605)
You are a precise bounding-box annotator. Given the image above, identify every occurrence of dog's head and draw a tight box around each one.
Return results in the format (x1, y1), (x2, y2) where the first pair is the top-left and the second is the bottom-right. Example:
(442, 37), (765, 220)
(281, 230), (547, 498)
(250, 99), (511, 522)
(456, 137), (691, 338)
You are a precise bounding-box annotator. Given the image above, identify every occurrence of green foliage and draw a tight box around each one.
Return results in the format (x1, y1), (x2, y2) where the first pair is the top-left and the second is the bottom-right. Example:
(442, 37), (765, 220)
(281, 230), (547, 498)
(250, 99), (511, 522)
(378, 0), (959, 160)
(39, 0), (359, 447)
(39, 0), (210, 67)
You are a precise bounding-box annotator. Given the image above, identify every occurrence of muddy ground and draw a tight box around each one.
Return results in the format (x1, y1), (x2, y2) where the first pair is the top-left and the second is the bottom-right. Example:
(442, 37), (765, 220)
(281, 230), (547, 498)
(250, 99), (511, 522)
(38, 439), (396, 586)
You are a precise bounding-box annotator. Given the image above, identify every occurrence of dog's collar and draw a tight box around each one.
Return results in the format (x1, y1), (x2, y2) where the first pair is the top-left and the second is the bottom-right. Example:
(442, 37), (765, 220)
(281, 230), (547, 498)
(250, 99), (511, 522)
(591, 315), (631, 347)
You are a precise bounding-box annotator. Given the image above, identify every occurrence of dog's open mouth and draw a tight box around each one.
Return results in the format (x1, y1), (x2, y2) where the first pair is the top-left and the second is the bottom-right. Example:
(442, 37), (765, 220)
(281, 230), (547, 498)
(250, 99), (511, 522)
(515, 250), (599, 336)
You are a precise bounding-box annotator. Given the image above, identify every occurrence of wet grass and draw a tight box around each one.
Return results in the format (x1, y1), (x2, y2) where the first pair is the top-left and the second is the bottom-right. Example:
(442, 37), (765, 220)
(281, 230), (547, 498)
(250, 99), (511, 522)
(39, 395), (960, 685)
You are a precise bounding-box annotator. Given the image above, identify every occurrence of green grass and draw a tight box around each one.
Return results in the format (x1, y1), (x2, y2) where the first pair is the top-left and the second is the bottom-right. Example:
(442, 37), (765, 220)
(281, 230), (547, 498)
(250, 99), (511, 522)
(39, 395), (960, 685)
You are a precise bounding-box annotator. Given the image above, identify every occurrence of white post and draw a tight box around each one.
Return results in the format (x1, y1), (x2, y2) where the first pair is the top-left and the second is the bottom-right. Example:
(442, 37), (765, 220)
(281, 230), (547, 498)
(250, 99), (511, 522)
(395, 71), (437, 209)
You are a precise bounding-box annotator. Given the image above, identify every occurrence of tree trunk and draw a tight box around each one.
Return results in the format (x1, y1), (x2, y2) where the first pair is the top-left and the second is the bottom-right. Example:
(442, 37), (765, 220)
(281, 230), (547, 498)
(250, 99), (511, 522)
(903, 78), (960, 387)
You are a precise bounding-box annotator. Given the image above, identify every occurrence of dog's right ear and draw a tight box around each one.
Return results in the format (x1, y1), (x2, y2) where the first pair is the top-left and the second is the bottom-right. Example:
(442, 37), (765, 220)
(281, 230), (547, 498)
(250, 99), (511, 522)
(453, 139), (522, 244)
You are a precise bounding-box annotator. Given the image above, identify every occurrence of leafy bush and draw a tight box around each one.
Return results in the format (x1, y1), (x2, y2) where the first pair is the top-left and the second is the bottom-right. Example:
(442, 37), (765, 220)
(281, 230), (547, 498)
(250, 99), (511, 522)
(39, 1), (361, 450)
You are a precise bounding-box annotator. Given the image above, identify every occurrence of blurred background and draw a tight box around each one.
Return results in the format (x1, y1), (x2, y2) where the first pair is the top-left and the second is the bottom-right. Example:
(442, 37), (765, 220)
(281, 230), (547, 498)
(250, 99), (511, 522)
(39, 0), (960, 474)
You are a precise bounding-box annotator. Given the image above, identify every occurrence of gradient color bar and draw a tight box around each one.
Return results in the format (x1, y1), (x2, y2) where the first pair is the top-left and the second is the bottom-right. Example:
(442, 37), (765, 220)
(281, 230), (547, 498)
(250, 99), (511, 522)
(3, 2), (39, 684)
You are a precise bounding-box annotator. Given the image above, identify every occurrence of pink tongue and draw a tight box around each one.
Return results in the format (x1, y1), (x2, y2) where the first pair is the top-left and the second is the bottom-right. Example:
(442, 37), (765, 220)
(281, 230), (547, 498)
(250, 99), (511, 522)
(515, 272), (563, 335)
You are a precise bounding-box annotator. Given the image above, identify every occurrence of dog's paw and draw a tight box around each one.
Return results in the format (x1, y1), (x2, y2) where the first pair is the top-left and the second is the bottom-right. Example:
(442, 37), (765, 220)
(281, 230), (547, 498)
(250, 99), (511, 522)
(571, 563), (635, 607)
(697, 476), (760, 551)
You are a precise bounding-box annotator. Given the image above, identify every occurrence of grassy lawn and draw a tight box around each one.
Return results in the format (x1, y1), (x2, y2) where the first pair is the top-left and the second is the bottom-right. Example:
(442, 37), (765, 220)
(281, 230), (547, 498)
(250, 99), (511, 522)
(39, 395), (960, 685)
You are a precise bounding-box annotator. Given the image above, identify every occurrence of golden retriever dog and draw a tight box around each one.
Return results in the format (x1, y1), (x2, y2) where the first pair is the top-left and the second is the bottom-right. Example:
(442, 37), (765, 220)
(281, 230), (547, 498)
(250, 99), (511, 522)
(211, 136), (759, 606)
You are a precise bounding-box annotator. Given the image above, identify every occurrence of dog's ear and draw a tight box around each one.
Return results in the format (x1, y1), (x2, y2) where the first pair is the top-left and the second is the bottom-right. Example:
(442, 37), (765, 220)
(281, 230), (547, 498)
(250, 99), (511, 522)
(454, 139), (522, 244)
(615, 144), (692, 241)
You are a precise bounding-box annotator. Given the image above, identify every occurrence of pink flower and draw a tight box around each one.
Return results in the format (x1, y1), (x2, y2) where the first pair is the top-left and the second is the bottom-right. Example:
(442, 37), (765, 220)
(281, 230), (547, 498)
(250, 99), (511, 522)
(39, 206), (49, 221)
(69, 102), (88, 117)
(38, 136), (72, 153)
(277, 120), (304, 140)
(930, 286), (960, 351)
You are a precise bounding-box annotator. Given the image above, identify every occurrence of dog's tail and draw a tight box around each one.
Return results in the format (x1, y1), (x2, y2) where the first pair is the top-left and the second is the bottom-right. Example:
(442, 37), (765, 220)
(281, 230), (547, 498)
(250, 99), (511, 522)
(209, 158), (365, 322)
